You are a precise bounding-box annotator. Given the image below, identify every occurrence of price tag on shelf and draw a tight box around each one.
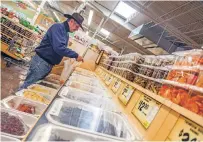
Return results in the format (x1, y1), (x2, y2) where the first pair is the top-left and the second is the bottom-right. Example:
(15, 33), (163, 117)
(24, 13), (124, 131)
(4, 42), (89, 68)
(102, 72), (108, 80)
(112, 78), (122, 93)
(105, 75), (114, 85)
(132, 94), (161, 129)
(118, 84), (135, 105)
(167, 116), (203, 141)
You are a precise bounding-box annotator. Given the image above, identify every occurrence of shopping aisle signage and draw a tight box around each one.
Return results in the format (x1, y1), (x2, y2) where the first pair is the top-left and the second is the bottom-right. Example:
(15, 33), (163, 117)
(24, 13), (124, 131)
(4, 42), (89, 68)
(105, 75), (114, 86)
(132, 94), (161, 129)
(118, 84), (135, 105)
(112, 78), (122, 93)
(167, 116), (203, 141)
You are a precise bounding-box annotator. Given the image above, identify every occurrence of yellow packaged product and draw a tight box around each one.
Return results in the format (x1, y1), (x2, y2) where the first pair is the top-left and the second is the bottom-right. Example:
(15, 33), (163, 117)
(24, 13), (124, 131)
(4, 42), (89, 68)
(23, 91), (50, 105)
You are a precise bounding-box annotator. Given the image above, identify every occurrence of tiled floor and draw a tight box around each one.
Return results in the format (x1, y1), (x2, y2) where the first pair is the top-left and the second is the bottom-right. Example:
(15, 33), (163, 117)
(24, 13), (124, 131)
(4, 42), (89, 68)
(1, 55), (28, 99)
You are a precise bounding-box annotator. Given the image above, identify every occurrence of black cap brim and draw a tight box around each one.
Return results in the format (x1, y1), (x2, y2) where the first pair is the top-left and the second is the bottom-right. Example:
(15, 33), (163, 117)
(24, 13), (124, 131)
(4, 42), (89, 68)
(64, 14), (84, 31)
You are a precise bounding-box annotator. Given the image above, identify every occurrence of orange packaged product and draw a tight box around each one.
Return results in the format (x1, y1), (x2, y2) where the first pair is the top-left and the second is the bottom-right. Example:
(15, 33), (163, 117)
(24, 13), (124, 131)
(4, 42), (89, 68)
(173, 50), (203, 66)
(166, 70), (199, 85)
(195, 70), (203, 88)
(159, 84), (173, 100)
(183, 91), (203, 116)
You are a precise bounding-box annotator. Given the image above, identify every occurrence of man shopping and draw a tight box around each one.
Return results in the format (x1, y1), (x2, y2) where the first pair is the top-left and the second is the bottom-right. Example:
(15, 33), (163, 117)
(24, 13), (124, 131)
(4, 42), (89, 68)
(19, 13), (84, 90)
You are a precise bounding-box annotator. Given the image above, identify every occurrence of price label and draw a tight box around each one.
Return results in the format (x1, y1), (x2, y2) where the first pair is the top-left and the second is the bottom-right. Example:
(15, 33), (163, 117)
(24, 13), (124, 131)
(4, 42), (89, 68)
(102, 73), (108, 80)
(112, 78), (122, 93)
(132, 94), (161, 129)
(168, 116), (203, 141)
(105, 75), (114, 85)
(118, 84), (135, 105)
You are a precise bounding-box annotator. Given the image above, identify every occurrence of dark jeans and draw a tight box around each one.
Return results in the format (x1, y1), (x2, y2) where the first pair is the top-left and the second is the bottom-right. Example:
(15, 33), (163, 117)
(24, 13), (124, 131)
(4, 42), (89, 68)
(18, 54), (53, 90)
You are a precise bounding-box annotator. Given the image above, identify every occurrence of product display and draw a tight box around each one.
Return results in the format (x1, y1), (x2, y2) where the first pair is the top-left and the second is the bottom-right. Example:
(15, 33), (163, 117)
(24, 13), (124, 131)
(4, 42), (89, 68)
(1, 112), (28, 136)
(145, 80), (162, 95)
(1, 96), (47, 116)
(28, 84), (57, 96)
(16, 90), (50, 105)
(46, 99), (135, 141)
(1, 108), (37, 138)
(36, 81), (60, 89)
(44, 74), (61, 85)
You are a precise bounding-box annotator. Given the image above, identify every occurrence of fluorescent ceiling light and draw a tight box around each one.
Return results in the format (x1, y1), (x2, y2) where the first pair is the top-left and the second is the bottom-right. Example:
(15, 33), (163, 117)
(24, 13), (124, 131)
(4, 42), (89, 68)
(100, 28), (110, 37)
(86, 31), (89, 35)
(115, 1), (137, 19)
(53, 11), (60, 22)
(88, 10), (94, 26)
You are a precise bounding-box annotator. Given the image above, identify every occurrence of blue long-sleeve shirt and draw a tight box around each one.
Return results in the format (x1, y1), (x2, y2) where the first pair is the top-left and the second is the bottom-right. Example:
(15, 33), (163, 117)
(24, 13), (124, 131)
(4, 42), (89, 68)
(35, 20), (78, 65)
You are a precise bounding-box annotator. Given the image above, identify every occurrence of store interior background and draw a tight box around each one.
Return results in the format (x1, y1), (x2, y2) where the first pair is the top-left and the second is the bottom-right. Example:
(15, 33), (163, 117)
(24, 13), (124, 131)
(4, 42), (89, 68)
(1, 1), (203, 141)
(1, 0), (203, 99)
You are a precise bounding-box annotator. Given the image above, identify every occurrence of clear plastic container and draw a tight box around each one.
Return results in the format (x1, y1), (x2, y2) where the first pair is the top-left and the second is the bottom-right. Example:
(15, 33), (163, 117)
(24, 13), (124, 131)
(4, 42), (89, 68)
(31, 124), (115, 141)
(66, 81), (106, 96)
(1, 108), (37, 138)
(36, 80), (60, 90)
(1, 134), (21, 142)
(46, 99), (136, 141)
(58, 86), (118, 112)
(166, 70), (199, 85)
(152, 69), (169, 79)
(145, 80), (162, 95)
(123, 61), (140, 73)
(1, 95), (47, 117)
(133, 76), (148, 88)
(143, 55), (156, 65)
(16, 89), (51, 105)
(195, 70), (203, 88)
(159, 84), (190, 105)
(122, 70), (135, 82)
(44, 74), (60, 85)
(28, 84), (57, 96)
(173, 49), (203, 66)
(184, 90), (203, 116)
(68, 75), (102, 89)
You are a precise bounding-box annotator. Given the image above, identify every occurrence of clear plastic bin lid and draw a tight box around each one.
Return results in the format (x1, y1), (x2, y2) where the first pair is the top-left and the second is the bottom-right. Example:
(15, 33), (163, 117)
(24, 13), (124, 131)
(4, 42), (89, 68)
(66, 81), (106, 96)
(58, 86), (118, 112)
(72, 71), (96, 78)
(68, 76), (102, 89)
(46, 99), (135, 141)
(31, 124), (114, 141)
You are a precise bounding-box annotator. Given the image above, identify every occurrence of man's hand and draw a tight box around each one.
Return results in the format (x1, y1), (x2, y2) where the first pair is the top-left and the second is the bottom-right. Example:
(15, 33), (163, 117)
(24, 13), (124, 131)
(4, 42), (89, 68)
(76, 56), (84, 62)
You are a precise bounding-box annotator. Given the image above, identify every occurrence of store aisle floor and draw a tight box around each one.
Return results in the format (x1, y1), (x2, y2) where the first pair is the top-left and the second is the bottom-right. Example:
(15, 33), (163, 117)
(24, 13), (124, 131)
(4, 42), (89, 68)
(1, 55), (27, 99)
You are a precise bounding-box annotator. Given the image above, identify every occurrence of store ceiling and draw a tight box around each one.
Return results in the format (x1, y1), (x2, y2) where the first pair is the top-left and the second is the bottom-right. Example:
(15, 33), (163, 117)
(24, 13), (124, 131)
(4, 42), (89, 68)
(40, 0), (203, 55)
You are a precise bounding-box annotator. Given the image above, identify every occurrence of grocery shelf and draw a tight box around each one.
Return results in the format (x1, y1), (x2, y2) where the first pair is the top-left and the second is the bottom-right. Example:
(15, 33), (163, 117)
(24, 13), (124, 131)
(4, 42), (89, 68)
(98, 66), (203, 127)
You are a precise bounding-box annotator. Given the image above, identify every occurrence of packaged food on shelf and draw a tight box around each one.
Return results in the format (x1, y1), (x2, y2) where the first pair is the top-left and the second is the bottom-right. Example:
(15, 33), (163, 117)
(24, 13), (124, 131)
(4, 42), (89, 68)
(143, 55), (156, 66)
(28, 84), (57, 96)
(138, 66), (147, 75)
(16, 89), (50, 105)
(161, 55), (176, 66)
(44, 74), (60, 85)
(31, 124), (115, 141)
(122, 61), (140, 73)
(195, 70), (203, 88)
(36, 80), (60, 90)
(66, 81), (106, 96)
(1, 134), (21, 142)
(59, 86), (117, 112)
(166, 70), (199, 85)
(183, 90), (203, 116)
(152, 69), (169, 79)
(1, 96), (46, 117)
(159, 84), (190, 106)
(46, 99), (136, 141)
(173, 49), (203, 66)
(1, 108), (37, 138)
(122, 69), (135, 82)
(133, 75), (148, 88)
(145, 80), (162, 95)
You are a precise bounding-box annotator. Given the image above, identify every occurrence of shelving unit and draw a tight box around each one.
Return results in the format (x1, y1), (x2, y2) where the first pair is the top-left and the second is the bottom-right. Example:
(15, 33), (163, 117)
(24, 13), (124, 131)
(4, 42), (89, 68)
(97, 66), (203, 127)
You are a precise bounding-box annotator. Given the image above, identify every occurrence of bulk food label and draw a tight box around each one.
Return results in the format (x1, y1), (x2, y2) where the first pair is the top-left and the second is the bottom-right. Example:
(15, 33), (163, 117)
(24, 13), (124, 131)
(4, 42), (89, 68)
(168, 116), (203, 141)
(105, 75), (114, 85)
(112, 78), (122, 93)
(132, 94), (161, 129)
(118, 84), (135, 105)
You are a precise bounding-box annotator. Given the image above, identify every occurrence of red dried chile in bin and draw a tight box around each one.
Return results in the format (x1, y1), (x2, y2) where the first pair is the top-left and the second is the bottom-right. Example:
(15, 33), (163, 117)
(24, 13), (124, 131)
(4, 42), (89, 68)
(1, 112), (27, 136)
